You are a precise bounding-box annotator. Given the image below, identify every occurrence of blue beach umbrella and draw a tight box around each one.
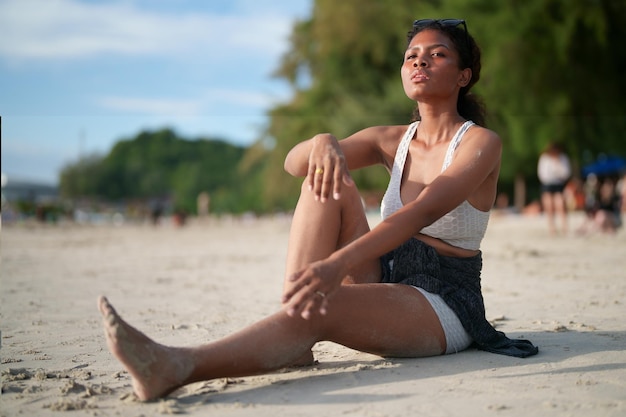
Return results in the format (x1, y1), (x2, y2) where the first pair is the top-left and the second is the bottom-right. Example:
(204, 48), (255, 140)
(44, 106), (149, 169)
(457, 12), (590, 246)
(582, 155), (626, 177)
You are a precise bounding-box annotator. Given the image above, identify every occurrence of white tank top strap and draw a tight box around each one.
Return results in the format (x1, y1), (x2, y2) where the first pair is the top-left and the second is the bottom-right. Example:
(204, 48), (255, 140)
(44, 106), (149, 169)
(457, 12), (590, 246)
(441, 120), (475, 171)
(380, 122), (418, 220)
(381, 119), (489, 250)
(390, 121), (418, 185)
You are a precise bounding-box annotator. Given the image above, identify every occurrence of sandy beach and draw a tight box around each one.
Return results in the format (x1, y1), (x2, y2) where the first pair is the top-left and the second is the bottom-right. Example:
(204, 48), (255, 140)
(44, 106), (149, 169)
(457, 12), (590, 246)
(1, 211), (625, 417)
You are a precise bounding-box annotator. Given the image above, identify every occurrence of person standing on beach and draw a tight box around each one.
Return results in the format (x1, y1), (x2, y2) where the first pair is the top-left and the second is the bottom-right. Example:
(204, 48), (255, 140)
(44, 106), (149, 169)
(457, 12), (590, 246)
(537, 142), (572, 235)
(98, 18), (538, 402)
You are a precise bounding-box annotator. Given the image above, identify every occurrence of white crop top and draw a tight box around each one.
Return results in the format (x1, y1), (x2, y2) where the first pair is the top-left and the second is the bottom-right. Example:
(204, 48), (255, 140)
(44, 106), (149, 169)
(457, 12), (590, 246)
(380, 121), (490, 251)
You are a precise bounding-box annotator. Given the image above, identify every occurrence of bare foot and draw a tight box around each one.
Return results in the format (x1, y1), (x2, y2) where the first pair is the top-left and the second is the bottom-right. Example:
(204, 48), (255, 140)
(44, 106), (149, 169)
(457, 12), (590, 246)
(97, 296), (193, 401)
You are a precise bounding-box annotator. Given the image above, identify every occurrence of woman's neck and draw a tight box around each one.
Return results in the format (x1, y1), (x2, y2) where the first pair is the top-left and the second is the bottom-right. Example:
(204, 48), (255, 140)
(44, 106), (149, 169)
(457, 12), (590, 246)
(416, 107), (466, 146)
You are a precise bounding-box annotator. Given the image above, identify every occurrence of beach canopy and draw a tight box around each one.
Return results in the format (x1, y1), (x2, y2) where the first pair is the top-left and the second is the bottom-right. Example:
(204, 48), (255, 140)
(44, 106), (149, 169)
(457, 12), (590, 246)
(582, 155), (626, 177)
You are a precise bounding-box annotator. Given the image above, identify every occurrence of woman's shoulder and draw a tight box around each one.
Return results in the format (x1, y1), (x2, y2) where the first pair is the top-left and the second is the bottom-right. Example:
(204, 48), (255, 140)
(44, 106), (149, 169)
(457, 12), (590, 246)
(465, 124), (502, 149)
(468, 123), (500, 139)
(455, 124), (502, 166)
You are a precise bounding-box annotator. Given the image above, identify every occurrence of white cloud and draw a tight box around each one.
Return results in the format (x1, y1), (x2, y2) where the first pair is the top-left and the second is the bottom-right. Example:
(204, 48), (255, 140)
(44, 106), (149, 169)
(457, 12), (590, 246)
(96, 89), (276, 116)
(96, 87), (287, 116)
(0, 0), (310, 183)
(0, 0), (301, 62)
(206, 88), (284, 108)
(97, 96), (204, 116)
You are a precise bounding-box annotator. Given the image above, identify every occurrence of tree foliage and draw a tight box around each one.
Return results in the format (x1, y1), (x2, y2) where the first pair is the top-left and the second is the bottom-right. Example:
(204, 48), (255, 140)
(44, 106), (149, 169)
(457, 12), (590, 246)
(59, 129), (252, 214)
(60, 0), (626, 213)
(256, 0), (626, 208)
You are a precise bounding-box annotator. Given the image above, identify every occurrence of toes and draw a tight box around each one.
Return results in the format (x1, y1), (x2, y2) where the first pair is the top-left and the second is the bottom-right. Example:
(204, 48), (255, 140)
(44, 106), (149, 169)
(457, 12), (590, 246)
(98, 296), (121, 336)
(98, 295), (118, 318)
(97, 295), (110, 316)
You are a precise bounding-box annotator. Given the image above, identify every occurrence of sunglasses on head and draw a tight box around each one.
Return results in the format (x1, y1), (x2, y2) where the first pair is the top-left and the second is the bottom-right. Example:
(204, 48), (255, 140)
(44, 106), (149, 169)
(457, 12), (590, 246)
(412, 19), (472, 63)
(412, 18), (467, 31)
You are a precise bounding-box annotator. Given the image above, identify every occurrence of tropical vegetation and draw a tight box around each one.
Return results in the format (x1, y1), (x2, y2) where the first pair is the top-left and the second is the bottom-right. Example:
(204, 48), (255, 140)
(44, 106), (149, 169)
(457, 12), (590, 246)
(58, 0), (626, 215)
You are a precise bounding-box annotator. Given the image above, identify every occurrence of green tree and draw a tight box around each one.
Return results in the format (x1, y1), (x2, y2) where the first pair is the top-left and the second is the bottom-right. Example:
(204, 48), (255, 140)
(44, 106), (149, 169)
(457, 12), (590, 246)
(255, 0), (626, 210)
(60, 129), (247, 214)
(60, 1), (626, 214)
(59, 153), (105, 198)
(260, 0), (419, 209)
(459, 0), (626, 205)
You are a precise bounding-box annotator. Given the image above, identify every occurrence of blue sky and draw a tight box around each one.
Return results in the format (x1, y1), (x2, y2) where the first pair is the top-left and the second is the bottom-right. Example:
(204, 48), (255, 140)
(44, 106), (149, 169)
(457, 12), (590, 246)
(0, 0), (311, 185)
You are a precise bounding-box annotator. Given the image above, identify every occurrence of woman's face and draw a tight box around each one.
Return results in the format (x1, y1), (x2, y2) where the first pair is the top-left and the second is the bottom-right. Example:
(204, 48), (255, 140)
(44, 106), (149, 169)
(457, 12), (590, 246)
(401, 29), (470, 102)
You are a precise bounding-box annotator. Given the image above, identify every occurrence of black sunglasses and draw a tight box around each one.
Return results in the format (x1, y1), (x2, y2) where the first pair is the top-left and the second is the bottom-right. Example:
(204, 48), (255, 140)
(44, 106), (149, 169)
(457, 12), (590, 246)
(413, 18), (467, 31)
(412, 19), (472, 63)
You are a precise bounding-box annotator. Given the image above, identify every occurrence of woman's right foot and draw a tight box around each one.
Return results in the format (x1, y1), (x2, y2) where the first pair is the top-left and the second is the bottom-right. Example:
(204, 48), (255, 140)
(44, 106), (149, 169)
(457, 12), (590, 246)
(97, 296), (193, 401)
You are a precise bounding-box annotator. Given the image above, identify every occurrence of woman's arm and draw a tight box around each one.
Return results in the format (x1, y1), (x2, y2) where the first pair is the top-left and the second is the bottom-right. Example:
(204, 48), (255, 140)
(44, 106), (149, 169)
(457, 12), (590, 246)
(337, 126), (502, 270)
(284, 126), (396, 201)
(284, 126), (393, 175)
(283, 127), (502, 318)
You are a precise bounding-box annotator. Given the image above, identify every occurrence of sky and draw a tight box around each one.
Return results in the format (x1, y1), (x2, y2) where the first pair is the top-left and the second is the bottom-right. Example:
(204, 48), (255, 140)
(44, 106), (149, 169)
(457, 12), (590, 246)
(0, 0), (312, 185)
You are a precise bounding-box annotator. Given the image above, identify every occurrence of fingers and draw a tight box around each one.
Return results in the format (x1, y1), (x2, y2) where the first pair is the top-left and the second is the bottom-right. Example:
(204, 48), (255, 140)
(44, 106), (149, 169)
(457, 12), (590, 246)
(282, 271), (330, 320)
(301, 292), (328, 319)
(317, 293), (329, 316)
(309, 163), (352, 202)
(342, 172), (354, 187)
(306, 163), (318, 194)
(285, 288), (329, 320)
(315, 165), (331, 202)
(307, 164), (332, 202)
(307, 136), (350, 202)
(332, 165), (343, 201)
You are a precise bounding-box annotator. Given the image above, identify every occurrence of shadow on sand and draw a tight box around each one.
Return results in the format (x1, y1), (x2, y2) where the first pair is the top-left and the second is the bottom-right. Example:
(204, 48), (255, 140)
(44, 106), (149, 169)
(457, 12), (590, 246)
(170, 328), (625, 407)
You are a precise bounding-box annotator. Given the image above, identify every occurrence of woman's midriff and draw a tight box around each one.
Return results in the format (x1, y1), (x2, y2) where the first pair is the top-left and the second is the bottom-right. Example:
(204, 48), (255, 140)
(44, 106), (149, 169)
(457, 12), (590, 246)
(414, 233), (479, 258)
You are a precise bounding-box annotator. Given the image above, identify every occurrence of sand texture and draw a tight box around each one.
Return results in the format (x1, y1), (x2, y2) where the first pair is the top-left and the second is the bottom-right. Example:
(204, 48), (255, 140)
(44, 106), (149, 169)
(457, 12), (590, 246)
(1, 212), (625, 416)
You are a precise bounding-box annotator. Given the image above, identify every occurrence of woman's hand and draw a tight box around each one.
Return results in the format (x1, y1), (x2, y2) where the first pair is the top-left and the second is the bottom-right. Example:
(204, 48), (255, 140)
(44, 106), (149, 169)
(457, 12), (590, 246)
(307, 134), (354, 202)
(282, 257), (345, 319)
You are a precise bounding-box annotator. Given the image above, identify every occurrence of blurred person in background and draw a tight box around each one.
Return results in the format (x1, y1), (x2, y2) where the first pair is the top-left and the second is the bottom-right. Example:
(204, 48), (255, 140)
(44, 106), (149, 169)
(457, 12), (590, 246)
(537, 142), (571, 235)
(578, 177), (622, 235)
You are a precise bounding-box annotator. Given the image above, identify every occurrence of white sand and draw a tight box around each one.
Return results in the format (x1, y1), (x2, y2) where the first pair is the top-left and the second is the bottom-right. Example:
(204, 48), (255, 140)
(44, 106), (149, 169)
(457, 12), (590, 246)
(1, 212), (625, 417)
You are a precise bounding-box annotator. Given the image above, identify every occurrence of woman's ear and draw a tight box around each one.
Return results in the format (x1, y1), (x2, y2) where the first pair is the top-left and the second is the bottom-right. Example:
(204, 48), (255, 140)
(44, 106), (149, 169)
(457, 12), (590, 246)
(458, 68), (472, 87)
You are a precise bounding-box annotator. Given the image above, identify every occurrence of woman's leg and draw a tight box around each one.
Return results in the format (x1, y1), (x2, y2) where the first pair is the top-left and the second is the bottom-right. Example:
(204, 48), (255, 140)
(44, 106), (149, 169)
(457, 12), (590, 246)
(541, 191), (556, 234)
(284, 180), (380, 291)
(98, 283), (444, 401)
(553, 192), (568, 234)
(282, 181), (381, 365)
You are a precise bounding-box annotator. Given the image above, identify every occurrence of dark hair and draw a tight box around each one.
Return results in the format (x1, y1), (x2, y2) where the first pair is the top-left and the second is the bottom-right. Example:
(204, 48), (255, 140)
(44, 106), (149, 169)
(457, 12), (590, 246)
(406, 21), (486, 126)
(544, 141), (566, 155)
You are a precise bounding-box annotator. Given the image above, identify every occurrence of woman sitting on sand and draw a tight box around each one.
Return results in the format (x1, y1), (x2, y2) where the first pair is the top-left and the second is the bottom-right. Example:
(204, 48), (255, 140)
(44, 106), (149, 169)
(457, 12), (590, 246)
(98, 18), (538, 402)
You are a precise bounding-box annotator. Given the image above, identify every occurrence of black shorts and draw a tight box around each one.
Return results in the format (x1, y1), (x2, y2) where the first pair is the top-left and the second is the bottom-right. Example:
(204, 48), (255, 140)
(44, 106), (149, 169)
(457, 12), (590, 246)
(541, 183), (566, 194)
